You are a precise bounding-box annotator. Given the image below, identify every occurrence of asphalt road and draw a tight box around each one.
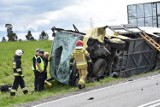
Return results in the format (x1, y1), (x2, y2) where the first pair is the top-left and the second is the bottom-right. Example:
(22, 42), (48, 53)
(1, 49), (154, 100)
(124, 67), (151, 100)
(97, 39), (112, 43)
(34, 75), (160, 107)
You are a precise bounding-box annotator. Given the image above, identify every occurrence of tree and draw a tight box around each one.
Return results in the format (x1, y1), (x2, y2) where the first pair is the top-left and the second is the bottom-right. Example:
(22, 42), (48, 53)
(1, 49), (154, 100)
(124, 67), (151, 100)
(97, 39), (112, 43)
(5, 24), (18, 41)
(1, 37), (6, 42)
(7, 33), (18, 41)
(25, 31), (35, 40)
(5, 24), (13, 34)
(39, 31), (49, 40)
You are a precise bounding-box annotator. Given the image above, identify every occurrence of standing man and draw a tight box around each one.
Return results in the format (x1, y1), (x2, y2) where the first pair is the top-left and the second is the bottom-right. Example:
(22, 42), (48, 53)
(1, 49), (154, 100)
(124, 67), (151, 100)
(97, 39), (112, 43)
(32, 48), (40, 91)
(36, 50), (45, 91)
(10, 49), (28, 96)
(70, 40), (92, 89)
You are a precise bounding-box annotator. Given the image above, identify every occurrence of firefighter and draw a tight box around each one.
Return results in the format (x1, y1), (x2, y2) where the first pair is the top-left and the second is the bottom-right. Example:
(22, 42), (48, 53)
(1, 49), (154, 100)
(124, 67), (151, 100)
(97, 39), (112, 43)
(32, 48), (40, 91)
(10, 49), (28, 96)
(70, 40), (92, 89)
(36, 50), (45, 91)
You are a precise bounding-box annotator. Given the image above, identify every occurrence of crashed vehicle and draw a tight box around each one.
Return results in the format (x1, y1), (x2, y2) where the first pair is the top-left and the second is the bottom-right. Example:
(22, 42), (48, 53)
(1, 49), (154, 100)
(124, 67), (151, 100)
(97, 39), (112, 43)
(50, 24), (160, 85)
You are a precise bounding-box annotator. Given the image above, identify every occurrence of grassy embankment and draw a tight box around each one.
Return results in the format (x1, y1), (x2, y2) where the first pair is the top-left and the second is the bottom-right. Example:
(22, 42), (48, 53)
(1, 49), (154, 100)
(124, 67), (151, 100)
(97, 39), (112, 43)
(0, 40), (116, 107)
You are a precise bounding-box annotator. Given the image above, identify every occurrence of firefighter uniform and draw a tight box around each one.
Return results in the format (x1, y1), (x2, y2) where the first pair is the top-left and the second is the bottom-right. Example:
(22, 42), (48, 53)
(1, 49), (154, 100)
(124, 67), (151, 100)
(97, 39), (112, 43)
(35, 50), (45, 91)
(71, 40), (92, 89)
(10, 49), (28, 96)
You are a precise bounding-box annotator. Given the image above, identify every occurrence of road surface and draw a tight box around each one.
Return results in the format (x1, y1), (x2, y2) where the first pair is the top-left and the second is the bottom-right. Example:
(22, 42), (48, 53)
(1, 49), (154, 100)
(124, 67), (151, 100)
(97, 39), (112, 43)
(34, 75), (160, 107)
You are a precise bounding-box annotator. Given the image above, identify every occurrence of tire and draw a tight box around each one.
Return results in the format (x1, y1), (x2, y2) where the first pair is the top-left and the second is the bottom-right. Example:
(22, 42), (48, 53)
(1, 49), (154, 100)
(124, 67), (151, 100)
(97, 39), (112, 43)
(92, 58), (107, 78)
(106, 38), (126, 49)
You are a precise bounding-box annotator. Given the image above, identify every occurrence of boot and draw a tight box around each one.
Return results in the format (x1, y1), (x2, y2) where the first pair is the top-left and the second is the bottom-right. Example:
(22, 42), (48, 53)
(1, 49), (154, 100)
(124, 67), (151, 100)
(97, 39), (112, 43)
(10, 92), (16, 96)
(78, 84), (85, 89)
(23, 90), (28, 94)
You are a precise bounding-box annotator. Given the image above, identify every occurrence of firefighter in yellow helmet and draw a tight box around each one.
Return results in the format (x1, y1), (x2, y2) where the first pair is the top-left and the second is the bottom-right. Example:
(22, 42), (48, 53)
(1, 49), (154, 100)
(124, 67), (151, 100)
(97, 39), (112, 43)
(70, 40), (92, 89)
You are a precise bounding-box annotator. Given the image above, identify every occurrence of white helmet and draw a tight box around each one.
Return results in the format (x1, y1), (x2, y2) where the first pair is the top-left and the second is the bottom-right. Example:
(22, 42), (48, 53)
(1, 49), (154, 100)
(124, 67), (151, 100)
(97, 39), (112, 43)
(15, 49), (24, 56)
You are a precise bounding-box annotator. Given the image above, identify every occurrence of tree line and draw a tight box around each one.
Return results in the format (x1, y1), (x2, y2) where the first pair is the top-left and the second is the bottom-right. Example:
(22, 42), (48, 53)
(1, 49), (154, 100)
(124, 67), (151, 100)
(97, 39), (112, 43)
(1, 24), (49, 42)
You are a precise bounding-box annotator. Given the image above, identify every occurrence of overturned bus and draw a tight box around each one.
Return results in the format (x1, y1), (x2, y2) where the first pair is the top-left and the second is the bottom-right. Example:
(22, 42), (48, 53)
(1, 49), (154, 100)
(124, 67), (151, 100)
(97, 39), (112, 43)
(50, 24), (160, 85)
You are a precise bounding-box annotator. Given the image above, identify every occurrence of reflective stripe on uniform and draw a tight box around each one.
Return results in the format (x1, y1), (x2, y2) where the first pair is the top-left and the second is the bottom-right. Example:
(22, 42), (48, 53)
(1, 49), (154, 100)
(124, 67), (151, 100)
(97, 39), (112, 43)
(22, 87), (27, 91)
(13, 62), (16, 69)
(16, 68), (22, 72)
(76, 62), (87, 65)
(76, 62), (87, 69)
(13, 73), (21, 76)
(11, 89), (16, 92)
(32, 55), (38, 70)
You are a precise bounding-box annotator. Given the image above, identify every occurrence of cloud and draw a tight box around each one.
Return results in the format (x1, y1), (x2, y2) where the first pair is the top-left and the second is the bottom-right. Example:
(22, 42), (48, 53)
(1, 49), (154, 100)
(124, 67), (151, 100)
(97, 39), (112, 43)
(0, 0), (160, 40)
(0, 26), (6, 32)
(0, 0), (75, 30)
(43, 0), (128, 31)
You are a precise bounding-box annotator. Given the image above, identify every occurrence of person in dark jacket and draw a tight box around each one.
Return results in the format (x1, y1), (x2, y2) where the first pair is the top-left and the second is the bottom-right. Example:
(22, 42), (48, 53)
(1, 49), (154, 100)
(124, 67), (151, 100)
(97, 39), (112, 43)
(10, 49), (28, 96)
(32, 48), (40, 91)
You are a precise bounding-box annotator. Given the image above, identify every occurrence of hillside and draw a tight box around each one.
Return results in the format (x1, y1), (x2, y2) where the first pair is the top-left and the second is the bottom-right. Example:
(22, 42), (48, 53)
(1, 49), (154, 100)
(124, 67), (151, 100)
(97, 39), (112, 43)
(0, 40), (53, 106)
(0, 40), (117, 107)
(0, 40), (52, 83)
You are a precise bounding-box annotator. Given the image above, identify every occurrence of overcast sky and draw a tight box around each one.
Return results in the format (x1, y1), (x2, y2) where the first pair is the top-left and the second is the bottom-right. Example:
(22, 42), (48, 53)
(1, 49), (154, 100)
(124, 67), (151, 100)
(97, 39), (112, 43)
(0, 0), (159, 40)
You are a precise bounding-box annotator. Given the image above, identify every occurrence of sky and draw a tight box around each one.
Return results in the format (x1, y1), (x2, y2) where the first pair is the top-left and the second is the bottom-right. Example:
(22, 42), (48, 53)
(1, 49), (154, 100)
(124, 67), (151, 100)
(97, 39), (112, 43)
(0, 0), (159, 40)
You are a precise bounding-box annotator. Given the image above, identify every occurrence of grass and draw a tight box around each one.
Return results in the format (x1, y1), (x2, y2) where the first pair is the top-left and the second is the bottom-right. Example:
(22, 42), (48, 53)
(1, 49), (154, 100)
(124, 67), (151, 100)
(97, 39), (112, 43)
(0, 77), (117, 107)
(0, 40), (118, 107)
(0, 40), (159, 107)
(0, 40), (52, 107)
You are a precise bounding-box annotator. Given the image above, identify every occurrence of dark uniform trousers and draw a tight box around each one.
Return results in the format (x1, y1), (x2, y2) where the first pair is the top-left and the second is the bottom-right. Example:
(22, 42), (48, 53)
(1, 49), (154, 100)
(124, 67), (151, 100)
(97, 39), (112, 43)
(34, 70), (45, 91)
(35, 56), (45, 91)
(10, 76), (28, 96)
(34, 70), (38, 91)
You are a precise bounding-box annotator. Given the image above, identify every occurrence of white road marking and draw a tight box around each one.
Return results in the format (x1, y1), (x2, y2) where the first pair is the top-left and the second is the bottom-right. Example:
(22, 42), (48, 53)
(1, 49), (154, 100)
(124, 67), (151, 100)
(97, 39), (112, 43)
(34, 74), (160, 107)
(137, 99), (160, 107)
(149, 102), (160, 107)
